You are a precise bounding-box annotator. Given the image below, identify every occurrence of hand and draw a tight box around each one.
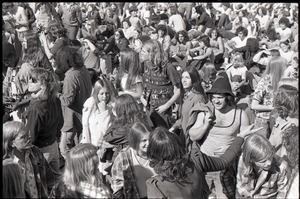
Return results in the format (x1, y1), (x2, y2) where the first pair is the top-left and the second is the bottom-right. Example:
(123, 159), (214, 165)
(169, 127), (176, 133)
(98, 100), (107, 112)
(238, 124), (264, 138)
(155, 104), (169, 114)
(204, 111), (214, 125)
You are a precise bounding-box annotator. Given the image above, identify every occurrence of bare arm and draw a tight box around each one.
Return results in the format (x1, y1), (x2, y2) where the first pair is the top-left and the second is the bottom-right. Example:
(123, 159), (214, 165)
(251, 99), (274, 112)
(189, 112), (213, 141)
(156, 85), (181, 114)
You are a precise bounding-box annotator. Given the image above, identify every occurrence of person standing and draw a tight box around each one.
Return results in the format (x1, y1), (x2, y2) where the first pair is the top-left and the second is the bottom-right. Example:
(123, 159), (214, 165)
(55, 46), (92, 159)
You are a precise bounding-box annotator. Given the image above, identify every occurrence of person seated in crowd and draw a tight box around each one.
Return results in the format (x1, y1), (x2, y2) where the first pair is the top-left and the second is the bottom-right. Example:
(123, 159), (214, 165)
(236, 133), (290, 198)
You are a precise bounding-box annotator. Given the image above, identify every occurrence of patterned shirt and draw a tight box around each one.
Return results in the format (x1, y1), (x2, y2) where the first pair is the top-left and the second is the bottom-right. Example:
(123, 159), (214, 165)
(252, 74), (274, 120)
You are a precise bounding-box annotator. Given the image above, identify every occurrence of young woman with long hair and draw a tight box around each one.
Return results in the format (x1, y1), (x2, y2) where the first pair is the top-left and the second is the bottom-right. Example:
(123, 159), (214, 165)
(236, 133), (290, 198)
(81, 75), (117, 148)
(140, 39), (181, 129)
(117, 48), (143, 104)
(111, 122), (156, 198)
(251, 56), (288, 138)
(49, 143), (112, 198)
(170, 66), (207, 146)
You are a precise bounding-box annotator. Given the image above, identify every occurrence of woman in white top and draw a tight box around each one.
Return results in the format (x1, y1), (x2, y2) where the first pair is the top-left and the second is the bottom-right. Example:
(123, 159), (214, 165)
(81, 75), (117, 147)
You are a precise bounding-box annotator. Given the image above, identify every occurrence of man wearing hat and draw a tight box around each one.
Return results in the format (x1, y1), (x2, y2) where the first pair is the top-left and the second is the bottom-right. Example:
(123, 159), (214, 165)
(126, 5), (142, 32)
(194, 71), (250, 198)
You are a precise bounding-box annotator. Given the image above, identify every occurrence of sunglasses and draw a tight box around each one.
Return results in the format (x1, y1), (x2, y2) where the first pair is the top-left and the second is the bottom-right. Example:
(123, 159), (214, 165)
(29, 77), (38, 83)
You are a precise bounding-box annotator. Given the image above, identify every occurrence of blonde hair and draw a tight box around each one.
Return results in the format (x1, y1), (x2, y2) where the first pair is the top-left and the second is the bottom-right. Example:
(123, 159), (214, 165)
(242, 133), (274, 175)
(63, 143), (101, 188)
(2, 121), (27, 160)
(262, 56), (287, 91)
(3, 158), (25, 198)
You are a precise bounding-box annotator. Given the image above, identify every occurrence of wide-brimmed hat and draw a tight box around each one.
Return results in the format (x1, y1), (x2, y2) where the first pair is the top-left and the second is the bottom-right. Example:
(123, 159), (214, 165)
(206, 72), (234, 97)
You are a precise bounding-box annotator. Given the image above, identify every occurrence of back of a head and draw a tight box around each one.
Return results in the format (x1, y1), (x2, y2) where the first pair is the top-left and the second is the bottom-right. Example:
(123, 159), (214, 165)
(3, 158), (25, 198)
(64, 143), (98, 187)
(242, 133), (274, 164)
(282, 125), (299, 169)
(147, 127), (184, 162)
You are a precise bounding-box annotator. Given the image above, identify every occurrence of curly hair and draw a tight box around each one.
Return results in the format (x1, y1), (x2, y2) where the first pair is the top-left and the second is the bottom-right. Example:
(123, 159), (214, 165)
(22, 32), (45, 66)
(147, 127), (194, 183)
(175, 30), (189, 44)
(273, 85), (298, 119)
(282, 124), (299, 169)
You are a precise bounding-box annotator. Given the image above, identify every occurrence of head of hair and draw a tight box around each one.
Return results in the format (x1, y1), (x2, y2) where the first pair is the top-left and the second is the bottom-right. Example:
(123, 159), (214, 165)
(3, 121), (27, 159)
(118, 48), (142, 90)
(199, 35), (211, 47)
(279, 17), (290, 27)
(208, 28), (221, 38)
(199, 61), (217, 83)
(147, 127), (193, 182)
(113, 94), (141, 124)
(182, 66), (207, 102)
(169, 5), (178, 15)
(282, 124), (299, 169)
(22, 32), (45, 65)
(195, 5), (205, 15)
(235, 26), (248, 37)
(159, 13), (169, 21)
(175, 30), (189, 44)
(257, 6), (267, 15)
(28, 68), (60, 101)
(48, 21), (67, 38)
(128, 122), (151, 151)
(156, 24), (168, 36)
(54, 46), (84, 70)
(63, 143), (102, 188)
(242, 133), (275, 175)
(2, 158), (25, 198)
(274, 85), (298, 119)
(141, 39), (167, 67)
(262, 56), (287, 91)
(91, 75), (117, 109)
(122, 19), (131, 27)
(115, 28), (126, 39)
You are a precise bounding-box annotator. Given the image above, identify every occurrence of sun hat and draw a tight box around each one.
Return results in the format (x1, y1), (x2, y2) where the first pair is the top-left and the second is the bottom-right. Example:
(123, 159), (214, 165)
(206, 72), (234, 97)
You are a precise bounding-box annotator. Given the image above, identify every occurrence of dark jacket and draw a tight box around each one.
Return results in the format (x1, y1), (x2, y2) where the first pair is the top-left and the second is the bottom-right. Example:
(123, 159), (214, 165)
(23, 97), (63, 147)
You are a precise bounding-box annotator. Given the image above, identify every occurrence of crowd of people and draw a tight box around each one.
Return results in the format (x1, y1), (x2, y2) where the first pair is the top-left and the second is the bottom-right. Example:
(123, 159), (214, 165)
(2, 2), (299, 198)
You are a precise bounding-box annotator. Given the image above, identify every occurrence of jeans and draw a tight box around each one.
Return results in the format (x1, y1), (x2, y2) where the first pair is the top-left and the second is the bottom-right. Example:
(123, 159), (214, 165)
(39, 140), (60, 174)
(59, 131), (79, 159)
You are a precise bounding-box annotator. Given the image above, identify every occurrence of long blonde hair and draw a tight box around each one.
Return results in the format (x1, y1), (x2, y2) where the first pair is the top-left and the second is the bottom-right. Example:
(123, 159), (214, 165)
(242, 133), (274, 175)
(2, 121), (27, 160)
(63, 143), (101, 188)
(262, 56), (287, 91)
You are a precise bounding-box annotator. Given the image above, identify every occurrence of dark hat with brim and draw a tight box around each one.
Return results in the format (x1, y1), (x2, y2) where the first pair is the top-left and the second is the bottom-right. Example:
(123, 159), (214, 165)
(129, 5), (138, 12)
(206, 72), (234, 97)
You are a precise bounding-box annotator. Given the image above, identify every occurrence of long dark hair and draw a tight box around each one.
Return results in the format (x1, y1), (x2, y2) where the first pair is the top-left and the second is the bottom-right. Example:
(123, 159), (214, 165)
(147, 127), (194, 183)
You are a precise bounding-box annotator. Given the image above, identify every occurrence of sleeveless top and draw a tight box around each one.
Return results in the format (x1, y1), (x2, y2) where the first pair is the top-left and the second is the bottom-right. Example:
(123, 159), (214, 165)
(200, 107), (242, 156)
